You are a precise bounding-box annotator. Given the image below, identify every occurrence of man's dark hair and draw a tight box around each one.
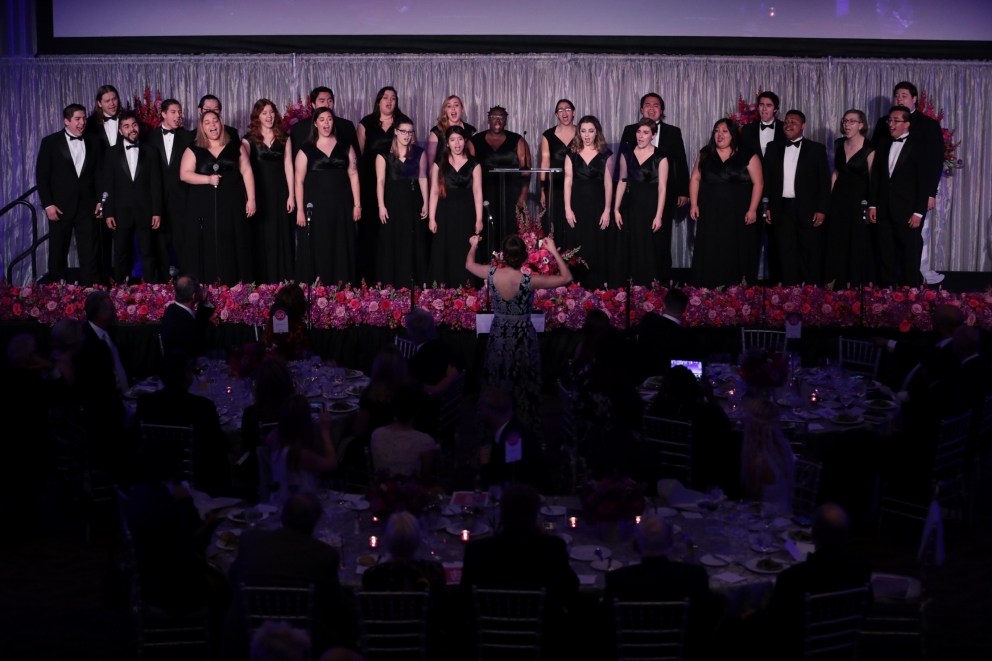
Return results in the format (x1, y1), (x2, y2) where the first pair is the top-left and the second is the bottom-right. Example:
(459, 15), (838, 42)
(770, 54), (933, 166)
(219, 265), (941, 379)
(84, 290), (111, 321)
(639, 92), (665, 113)
(889, 105), (912, 125)
(499, 484), (540, 534)
(757, 91), (780, 110)
(118, 110), (138, 125)
(309, 86), (334, 105)
(785, 109), (807, 124)
(160, 98), (181, 114)
(197, 94), (221, 111)
(281, 491), (323, 534)
(160, 349), (192, 390)
(663, 288), (689, 316)
(63, 104), (85, 120)
(893, 81), (918, 99)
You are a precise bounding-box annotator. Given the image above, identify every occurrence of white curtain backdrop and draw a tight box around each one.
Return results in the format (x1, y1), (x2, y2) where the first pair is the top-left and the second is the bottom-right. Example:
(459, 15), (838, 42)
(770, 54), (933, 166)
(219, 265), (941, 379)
(2, 53), (990, 283)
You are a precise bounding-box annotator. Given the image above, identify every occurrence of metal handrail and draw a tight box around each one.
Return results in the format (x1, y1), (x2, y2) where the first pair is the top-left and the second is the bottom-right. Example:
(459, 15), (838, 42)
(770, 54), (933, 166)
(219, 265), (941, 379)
(2, 187), (43, 284)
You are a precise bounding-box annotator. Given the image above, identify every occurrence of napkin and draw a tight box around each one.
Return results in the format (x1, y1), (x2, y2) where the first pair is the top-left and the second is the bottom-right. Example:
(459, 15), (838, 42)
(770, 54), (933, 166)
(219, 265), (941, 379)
(712, 572), (746, 584)
(578, 574), (598, 586)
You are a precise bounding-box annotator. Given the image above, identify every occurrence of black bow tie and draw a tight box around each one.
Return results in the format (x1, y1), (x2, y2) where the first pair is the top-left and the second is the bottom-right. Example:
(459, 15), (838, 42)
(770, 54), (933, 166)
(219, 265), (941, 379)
(162, 128), (175, 135)
(892, 136), (907, 143)
(760, 123), (775, 131)
(66, 132), (83, 141)
(104, 116), (118, 122)
(788, 139), (803, 148)
(125, 143), (139, 150)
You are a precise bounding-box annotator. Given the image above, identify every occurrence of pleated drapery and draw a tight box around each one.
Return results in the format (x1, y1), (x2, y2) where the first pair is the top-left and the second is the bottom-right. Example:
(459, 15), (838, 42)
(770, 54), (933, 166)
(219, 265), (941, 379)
(2, 53), (990, 283)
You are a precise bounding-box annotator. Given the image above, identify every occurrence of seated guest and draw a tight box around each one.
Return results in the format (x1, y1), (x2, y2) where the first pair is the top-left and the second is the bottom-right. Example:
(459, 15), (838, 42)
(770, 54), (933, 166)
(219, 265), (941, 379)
(240, 356), (297, 500)
(227, 491), (354, 658)
(370, 384), (438, 480)
(953, 324), (991, 443)
(460, 484), (578, 651)
(362, 511), (446, 597)
(566, 308), (614, 387)
(405, 307), (460, 398)
(266, 395), (338, 505)
(635, 287), (692, 382)
(160, 274), (214, 358)
(764, 502), (871, 659)
(49, 317), (85, 389)
(477, 388), (548, 491)
(249, 620), (311, 661)
(603, 513), (720, 660)
(264, 283), (310, 360)
(135, 350), (232, 495)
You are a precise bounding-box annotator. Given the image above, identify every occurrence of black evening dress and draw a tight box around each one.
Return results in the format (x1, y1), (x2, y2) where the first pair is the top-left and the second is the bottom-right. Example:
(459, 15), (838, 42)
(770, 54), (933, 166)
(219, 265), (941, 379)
(565, 149), (612, 289)
(297, 141), (355, 285)
(376, 145), (428, 287)
(689, 149), (758, 288)
(246, 137), (293, 283)
(824, 139), (876, 286)
(357, 115), (396, 281)
(184, 142), (252, 285)
(484, 266), (540, 431)
(542, 127), (570, 239)
(429, 157), (480, 287)
(429, 122), (476, 163)
(471, 131), (525, 248)
(618, 149), (668, 285)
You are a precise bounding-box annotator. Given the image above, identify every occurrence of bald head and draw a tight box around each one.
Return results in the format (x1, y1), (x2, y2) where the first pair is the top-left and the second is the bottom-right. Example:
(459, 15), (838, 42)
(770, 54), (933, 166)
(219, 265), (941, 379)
(634, 513), (674, 557)
(811, 502), (849, 553)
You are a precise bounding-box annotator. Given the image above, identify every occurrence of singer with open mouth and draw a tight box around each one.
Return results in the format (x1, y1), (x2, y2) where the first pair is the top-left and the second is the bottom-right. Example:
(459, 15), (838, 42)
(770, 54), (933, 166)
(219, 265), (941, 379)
(688, 118), (764, 289)
(428, 125), (482, 286)
(824, 109), (876, 286)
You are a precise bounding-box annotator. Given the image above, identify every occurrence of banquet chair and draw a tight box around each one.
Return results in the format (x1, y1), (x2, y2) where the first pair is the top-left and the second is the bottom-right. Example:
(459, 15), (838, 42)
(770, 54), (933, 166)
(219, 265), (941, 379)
(612, 599), (689, 661)
(356, 591), (431, 660)
(641, 415), (693, 486)
(801, 584), (871, 659)
(472, 588), (546, 660)
(436, 370), (466, 446)
(239, 582), (316, 641)
(793, 458), (823, 523)
(837, 337), (882, 379)
(861, 573), (929, 660)
(394, 335), (417, 360)
(139, 423), (195, 486)
(255, 422), (278, 503)
(740, 328), (786, 354)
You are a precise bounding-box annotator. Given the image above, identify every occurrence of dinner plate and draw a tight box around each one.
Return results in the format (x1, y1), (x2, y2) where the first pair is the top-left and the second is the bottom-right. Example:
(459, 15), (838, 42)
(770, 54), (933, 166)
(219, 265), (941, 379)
(570, 545), (611, 562)
(346, 385), (365, 397)
(750, 542), (783, 554)
(215, 529), (242, 551)
(540, 505), (567, 517)
(590, 559), (623, 572)
(779, 529), (814, 544)
(743, 557), (789, 574)
(445, 522), (490, 537)
(865, 399), (896, 411)
(345, 369), (364, 379)
(557, 533), (573, 545)
(342, 499), (371, 511)
(831, 413), (864, 425)
(424, 516), (451, 531)
(699, 554), (731, 567)
(326, 392), (350, 400)
(226, 508), (271, 524)
(327, 402), (359, 414)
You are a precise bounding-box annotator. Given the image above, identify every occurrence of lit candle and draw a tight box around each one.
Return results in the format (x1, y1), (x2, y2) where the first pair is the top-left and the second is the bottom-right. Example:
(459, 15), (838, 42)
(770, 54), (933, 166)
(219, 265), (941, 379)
(568, 516), (578, 529)
(460, 529), (471, 543)
(809, 389), (819, 404)
(635, 515), (642, 525)
(225, 385), (233, 396)
(368, 535), (378, 549)
(370, 515), (380, 524)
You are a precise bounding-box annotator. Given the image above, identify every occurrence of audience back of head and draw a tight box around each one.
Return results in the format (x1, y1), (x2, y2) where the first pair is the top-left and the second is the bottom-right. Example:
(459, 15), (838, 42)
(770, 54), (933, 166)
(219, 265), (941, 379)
(633, 513), (675, 557)
(384, 511), (421, 560)
(280, 491), (323, 536)
(811, 502), (850, 554)
(499, 484), (540, 534)
(404, 308), (437, 345)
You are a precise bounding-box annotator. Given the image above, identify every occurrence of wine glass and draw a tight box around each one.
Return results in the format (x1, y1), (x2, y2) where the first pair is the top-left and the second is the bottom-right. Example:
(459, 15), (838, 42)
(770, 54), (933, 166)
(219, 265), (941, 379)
(243, 505), (263, 528)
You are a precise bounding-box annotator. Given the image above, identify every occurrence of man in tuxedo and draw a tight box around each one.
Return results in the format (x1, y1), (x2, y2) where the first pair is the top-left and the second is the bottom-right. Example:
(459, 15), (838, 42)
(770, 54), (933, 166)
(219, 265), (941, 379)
(740, 90), (786, 159)
(868, 106), (930, 287)
(603, 513), (719, 659)
(196, 94), (240, 143)
(144, 98), (194, 278)
(101, 112), (164, 283)
(619, 93), (689, 281)
(635, 287), (691, 381)
(84, 84), (122, 283)
(871, 81), (946, 284)
(289, 86), (359, 160)
(160, 274), (215, 358)
(477, 388), (548, 491)
(36, 104), (102, 285)
(763, 109), (831, 285)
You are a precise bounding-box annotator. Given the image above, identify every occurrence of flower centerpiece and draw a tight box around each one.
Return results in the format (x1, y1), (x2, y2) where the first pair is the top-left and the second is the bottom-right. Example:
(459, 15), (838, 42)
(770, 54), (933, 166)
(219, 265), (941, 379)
(918, 90), (963, 175)
(366, 474), (434, 519)
(738, 347), (789, 389)
(227, 341), (266, 379)
(126, 85), (165, 137)
(282, 96), (312, 134)
(578, 476), (645, 541)
(729, 91), (763, 128)
(491, 207), (586, 276)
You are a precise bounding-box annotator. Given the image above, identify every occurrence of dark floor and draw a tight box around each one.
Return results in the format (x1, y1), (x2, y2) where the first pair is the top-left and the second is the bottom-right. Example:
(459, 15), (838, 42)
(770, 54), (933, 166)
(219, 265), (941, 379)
(2, 390), (991, 661)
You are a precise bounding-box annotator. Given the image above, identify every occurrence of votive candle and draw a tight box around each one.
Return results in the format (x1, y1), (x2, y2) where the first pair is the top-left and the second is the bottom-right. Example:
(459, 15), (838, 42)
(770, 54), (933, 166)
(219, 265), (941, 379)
(460, 529), (471, 543)
(368, 535), (378, 549)
(568, 516), (578, 529)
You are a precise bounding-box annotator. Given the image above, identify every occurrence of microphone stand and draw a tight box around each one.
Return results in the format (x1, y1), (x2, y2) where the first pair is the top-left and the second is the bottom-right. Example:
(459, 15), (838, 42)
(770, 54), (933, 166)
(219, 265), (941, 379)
(212, 163), (220, 283)
(306, 205), (315, 330)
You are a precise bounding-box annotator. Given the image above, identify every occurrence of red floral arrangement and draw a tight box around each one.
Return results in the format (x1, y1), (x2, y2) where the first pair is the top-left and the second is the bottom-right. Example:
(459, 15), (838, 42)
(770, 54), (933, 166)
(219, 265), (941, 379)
(492, 207), (585, 276)
(729, 91), (763, 128)
(578, 476), (646, 523)
(739, 348), (789, 388)
(281, 96), (311, 134)
(918, 90), (963, 175)
(126, 85), (165, 136)
(367, 475), (435, 518)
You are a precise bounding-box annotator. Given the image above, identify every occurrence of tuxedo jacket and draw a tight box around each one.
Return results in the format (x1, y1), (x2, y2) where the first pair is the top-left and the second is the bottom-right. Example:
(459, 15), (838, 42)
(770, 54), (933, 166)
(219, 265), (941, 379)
(635, 312), (691, 380)
(36, 130), (100, 219)
(290, 114), (359, 159)
(144, 126), (194, 216)
(869, 137), (930, 221)
(872, 110), (944, 197)
(159, 301), (214, 358)
(73, 322), (126, 425)
(763, 138), (831, 221)
(619, 121), (689, 201)
(84, 113), (119, 154)
(739, 119), (785, 159)
(100, 142), (163, 227)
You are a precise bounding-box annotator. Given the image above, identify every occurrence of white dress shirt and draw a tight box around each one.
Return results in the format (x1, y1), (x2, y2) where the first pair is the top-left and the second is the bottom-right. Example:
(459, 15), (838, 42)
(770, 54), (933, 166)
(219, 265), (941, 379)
(103, 117), (119, 146)
(782, 139), (802, 199)
(759, 122), (776, 155)
(124, 141), (139, 179)
(888, 132), (909, 177)
(65, 130), (86, 176)
(162, 128), (175, 165)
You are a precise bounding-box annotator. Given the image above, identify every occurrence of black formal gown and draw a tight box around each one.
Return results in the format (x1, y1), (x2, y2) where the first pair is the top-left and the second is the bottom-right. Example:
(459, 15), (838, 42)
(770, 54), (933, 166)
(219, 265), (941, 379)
(566, 149), (612, 289)
(297, 141), (355, 285)
(542, 127), (570, 238)
(184, 143), (252, 284)
(690, 149), (758, 288)
(357, 115), (396, 281)
(617, 149), (668, 285)
(824, 138), (876, 286)
(246, 137), (293, 283)
(471, 131), (525, 248)
(429, 122), (476, 163)
(429, 157), (480, 287)
(376, 146), (428, 287)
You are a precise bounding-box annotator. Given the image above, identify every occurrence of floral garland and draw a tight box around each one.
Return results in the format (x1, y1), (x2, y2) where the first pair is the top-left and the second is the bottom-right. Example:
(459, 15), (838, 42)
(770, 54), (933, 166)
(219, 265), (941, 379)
(281, 96), (311, 134)
(2, 282), (991, 332)
(918, 90), (963, 175)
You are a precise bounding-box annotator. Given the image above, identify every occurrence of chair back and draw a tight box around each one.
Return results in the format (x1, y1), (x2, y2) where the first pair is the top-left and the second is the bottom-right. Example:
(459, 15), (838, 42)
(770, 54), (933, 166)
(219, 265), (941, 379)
(139, 423), (195, 486)
(802, 585), (870, 659)
(239, 582), (316, 639)
(641, 415), (693, 485)
(741, 328), (786, 354)
(556, 379), (579, 447)
(357, 591), (430, 660)
(793, 458), (823, 522)
(613, 599), (689, 661)
(472, 588), (546, 660)
(394, 336), (417, 360)
(933, 411), (970, 482)
(838, 337), (882, 379)
(437, 371), (466, 445)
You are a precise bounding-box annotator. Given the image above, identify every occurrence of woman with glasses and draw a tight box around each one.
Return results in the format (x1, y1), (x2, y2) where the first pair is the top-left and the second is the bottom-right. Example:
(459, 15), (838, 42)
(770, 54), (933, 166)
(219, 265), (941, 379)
(470, 106), (531, 254)
(357, 86), (403, 281)
(375, 116), (429, 286)
(824, 109), (876, 286)
(428, 126), (482, 286)
(564, 115), (614, 288)
(427, 95), (476, 166)
(539, 99), (577, 238)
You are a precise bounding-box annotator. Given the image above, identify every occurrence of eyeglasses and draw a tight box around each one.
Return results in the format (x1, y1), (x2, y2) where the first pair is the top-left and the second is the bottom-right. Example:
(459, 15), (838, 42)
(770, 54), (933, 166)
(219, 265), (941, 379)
(841, 119), (862, 125)
(887, 118), (908, 124)
(395, 128), (415, 135)
(555, 108), (573, 114)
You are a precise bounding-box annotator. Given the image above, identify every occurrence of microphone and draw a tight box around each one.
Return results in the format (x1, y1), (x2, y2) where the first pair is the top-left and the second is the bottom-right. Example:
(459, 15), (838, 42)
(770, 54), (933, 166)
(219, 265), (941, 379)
(760, 196), (769, 221)
(305, 202), (314, 224)
(483, 201), (494, 224)
(211, 162), (219, 188)
(100, 191), (109, 205)
(860, 199), (868, 224)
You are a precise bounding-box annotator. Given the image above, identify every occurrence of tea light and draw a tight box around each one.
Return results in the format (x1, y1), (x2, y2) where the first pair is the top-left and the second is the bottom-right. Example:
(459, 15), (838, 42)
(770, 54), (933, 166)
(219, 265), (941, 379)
(809, 389), (820, 404)
(225, 385), (233, 396)
(728, 387), (736, 398)
(460, 529), (471, 543)
(370, 515), (380, 524)
(368, 535), (378, 549)
(568, 516), (578, 529)
(635, 515), (642, 525)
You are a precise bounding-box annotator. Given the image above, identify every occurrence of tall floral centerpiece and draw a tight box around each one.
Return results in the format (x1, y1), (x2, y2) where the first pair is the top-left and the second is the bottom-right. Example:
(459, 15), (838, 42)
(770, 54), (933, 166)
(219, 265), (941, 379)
(738, 347), (788, 398)
(126, 85), (165, 137)
(491, 207), (586, 276)
(728, 91), (763, 128)
(578, 475), (646, 542)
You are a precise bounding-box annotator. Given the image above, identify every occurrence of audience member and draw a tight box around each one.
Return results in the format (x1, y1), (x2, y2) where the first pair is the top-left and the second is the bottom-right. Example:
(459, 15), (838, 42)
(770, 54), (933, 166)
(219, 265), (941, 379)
(264, 283), (311, 360)
(362, 511), (445, 597)
(240, 356), (297, 500)
(476, 388), (548, 491)
(370, 384), (438, 480)
(249, 620), (311, 661)
(266, 395), (338, 505)
(405, 307), (460, 398)
(160, 274), (215, 358)
(634, 287), (692, 381)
